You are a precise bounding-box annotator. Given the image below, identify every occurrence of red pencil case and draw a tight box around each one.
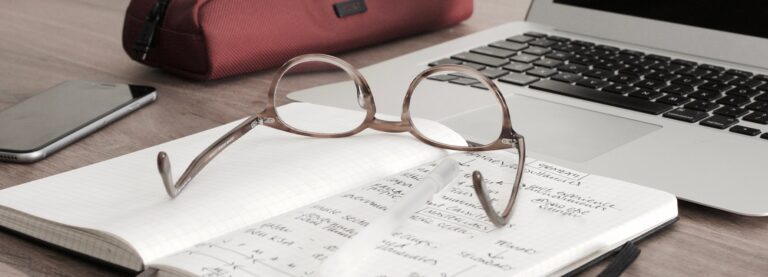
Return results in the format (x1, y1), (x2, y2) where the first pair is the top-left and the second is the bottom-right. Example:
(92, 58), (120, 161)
(122, 0), (473, 80)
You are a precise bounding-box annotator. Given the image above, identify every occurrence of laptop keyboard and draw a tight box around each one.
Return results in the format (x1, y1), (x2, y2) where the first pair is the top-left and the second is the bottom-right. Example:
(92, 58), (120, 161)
(427, 32), (768, 140)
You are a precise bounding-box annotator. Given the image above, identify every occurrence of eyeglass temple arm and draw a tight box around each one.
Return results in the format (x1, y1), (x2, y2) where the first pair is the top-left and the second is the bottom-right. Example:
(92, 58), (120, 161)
(157, 116), (268, 198)
(471, 136), (526, 227)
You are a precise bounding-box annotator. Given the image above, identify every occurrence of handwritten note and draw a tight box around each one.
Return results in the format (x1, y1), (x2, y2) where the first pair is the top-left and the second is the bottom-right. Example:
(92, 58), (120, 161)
(151, 151), (676, 277)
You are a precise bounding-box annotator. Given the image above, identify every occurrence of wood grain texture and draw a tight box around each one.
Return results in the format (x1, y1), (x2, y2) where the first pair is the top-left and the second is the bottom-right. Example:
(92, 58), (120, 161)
(0, 0), (766, 276)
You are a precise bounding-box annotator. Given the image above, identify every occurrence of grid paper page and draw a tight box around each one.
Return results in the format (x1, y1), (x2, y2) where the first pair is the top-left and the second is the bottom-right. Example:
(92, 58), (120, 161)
(0, 103), (466, 266)
(151, 151), (676, 277)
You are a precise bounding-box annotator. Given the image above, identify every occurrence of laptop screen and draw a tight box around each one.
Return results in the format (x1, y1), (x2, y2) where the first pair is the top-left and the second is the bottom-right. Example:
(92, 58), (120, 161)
(554, 0), (767, 39)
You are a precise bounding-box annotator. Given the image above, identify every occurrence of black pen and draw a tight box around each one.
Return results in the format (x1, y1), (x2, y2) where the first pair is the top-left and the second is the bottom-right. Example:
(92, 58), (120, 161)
(598, 241), (641, 277)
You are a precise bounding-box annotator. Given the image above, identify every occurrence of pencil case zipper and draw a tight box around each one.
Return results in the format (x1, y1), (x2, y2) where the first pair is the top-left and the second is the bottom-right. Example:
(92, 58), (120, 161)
(133, 0), (171, 61)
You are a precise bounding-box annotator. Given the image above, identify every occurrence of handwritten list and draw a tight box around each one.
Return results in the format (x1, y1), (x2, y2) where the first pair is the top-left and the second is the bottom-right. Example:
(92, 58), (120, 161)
(152, 151), (676, 277)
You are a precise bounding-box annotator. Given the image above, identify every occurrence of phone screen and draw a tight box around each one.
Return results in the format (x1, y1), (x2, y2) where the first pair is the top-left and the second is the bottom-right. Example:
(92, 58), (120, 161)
(0, 81), (155, 152)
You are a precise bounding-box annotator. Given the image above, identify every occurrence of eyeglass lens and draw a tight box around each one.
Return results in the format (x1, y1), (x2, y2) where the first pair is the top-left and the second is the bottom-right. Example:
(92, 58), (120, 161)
(275, 60), (367, 135)
(408, 71), (505, 148)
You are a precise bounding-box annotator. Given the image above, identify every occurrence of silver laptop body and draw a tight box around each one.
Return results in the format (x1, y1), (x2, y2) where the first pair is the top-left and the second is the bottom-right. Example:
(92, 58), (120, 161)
(290, 0), (768, 216)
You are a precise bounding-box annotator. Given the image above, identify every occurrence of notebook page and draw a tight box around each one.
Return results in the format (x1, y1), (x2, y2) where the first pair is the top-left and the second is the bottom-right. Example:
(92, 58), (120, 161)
(0, 103), (466, 266)
(150, 151), (676, 277)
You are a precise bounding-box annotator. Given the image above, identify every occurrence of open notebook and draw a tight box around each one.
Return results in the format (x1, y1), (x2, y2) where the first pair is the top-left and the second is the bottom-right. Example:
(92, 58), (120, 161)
(0, 103), (677, 276)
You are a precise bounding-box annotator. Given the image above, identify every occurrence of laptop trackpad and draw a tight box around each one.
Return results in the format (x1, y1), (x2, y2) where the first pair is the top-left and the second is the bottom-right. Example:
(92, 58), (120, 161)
(440, 95), (661, 162)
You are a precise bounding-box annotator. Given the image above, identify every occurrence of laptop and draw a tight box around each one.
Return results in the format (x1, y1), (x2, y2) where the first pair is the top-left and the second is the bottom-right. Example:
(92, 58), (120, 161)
(289, 0), (768, 216)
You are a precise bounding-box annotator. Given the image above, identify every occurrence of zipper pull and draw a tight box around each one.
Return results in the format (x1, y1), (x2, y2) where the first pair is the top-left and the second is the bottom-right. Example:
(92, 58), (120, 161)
(133, 0), (170, 61)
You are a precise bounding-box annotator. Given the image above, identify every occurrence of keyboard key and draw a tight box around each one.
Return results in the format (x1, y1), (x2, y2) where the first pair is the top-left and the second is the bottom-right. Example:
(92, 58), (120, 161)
(530, 80), (673, 115)
(595, 53), (619, 62)
(646, 54), (671, 61)
(700, 115), (739, 129)
(614, 53), (639, 62)
(510, 53), (540, 63)
(594, 60), (626, 71)
(704, 73), (738, 83)
(725, 69), (753, 78)
(499, 73), (539, 86)
(730, 125), (762, 136)
(629, 89), (664, 100)
(533, 58), (564, 68)
(429, 58), (462, 66)
(507, 35), (535, 43)
(573, 47), (596, 55)
(470, 83), (490, 90)
(679, 68), (712, 78)
(689, 90), (723, 101)
(650, 62), (686, 73)
(584, 68), (616, 79)
(480, 68), (510, 79)
(716, 95), (750, 107)
(570, 55), (597, 66)
(461, 63), (486, 71)
(672, 76), (707, 87)
(551, 43), (579, 52)
(714, 106), (749, 118)
(699, 64), (725, 72)
(635, 79), (668, 90)
(529, 38), (557, 47)
(757, 93), (768, 102)
(685, 100), (720, 112)
(548, 35), (571, 42)
(672, 59), (697, 67)
(699, 81), (733, 93)
(656, 94), (692, 106)
(545, 51), (574, 60)
(527, 67), (558, 77)
(663, 108), (708, 123)
(452, 52), (509, 67)
(624, 59), (657, 68)
(744, 112), (768, 124)
(609, 74), (640, 85)
(490, 40), (528, 51)
(471, 46), (517, 58)
(603, 84), (637, 94)
(523, 46), (552, 56)
(595, 44), (620, 52)
(427, 74), (458, 82)
(576, 77), (611, 89)
(572, 40), (595, 47)
(551, 72), (583, 83)
(620, 49), (645, 56)
(558, 63), (589, 74)
(620, 66), (653, 76)
(729, 78), (764, 89)
(450, 77), (480, 86)
(573, 47), (596, 56)
(756, 74), (768, 81)
(524, 31), (548, 38)
(661, 84), (694, 96)
(589, 47), (617, 57)
(448, 72), (472, 78)
(503, 62), (534, 72)
(727, 87), (761, 98)
(647, 71), (679, 82)
(746, 101), (768, 112)
(762, 133), (768, 140)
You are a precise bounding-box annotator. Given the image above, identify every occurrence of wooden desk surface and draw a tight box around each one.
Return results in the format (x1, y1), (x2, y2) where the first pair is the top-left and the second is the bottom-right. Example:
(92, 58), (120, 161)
(1, 0), (766, 276)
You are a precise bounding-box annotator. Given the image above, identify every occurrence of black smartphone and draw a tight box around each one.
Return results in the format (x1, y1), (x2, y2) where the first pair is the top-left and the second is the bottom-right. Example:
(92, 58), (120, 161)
(0, 81), (157, 163)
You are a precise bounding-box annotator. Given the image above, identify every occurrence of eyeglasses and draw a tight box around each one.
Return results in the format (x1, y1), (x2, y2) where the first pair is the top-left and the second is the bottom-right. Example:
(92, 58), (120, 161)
(155, 54), (526, 227)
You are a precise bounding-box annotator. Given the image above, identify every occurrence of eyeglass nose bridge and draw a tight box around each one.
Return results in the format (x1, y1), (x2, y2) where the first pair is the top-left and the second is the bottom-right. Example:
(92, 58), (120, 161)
(368, 118), (412, 133)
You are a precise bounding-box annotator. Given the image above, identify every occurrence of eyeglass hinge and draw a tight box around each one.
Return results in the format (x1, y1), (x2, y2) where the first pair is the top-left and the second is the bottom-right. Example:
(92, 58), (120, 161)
(501, 133), (523, 147)
(501, 138), (518, 147)
(251, 117), (275, 129)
